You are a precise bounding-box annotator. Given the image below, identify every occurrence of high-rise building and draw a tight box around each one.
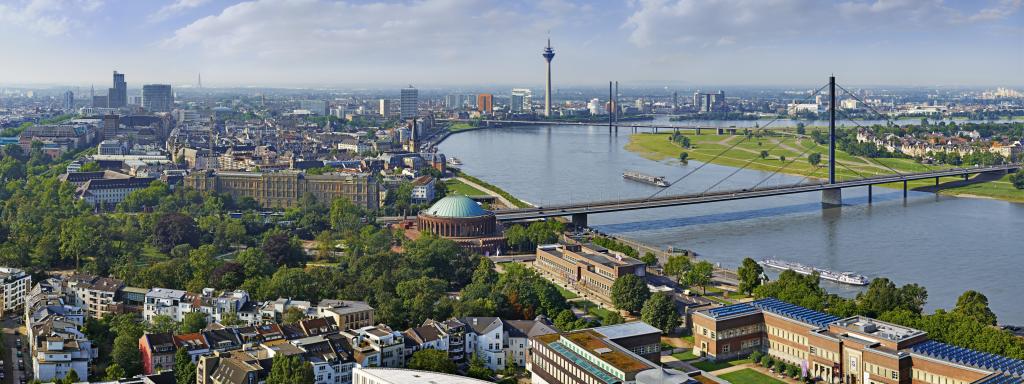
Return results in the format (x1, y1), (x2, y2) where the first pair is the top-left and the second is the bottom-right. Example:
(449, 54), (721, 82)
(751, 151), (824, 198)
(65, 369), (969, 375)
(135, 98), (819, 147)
(510, 88), (532, 113)
(542, 39), (555, 117)
(476, 94), (493, 114)
(444, 94), (466, 110)
(142, 84), (173, 113)
(400, 86), (418, 119)
(107, 71), (127, 108)
(694, 90), (726, 113)
(92, 95), (108, 108)
(299, 99), (328, 115)
(63, 90), (74, 111)
(672, 91), (678, 112)
(379, 99), (391, 116)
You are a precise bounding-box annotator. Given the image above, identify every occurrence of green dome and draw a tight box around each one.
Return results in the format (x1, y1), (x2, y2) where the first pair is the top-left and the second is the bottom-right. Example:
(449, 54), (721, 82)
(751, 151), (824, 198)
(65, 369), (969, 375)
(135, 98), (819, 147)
(423, 195), (489, 218)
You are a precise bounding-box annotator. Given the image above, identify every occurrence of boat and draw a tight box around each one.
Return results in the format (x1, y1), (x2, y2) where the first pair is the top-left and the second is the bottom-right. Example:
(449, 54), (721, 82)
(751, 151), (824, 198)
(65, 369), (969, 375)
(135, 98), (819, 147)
(447, 157), (463, 166)
(623, 171), (670, 187)
(758, 258), (869, 286)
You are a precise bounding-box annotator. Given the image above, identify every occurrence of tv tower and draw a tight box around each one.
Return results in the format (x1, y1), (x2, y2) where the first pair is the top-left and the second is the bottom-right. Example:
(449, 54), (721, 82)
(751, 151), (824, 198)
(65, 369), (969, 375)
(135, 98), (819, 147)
(542, 37), (555, 117)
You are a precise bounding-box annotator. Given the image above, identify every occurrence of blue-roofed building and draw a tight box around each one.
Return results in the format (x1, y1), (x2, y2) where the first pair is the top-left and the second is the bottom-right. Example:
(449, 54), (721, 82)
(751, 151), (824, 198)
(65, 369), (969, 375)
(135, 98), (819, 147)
(692, 298), (1023, 384)
(411, 195), (506, 255)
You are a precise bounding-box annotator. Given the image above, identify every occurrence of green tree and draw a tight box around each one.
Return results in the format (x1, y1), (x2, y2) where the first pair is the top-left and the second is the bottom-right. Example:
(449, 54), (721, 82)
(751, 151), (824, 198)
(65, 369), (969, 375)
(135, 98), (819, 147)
(953, 290), (997, 326)
(663, 254), (691, 284)
(1010, 169), (1024, 190)
(611, 274), (651, 313)
(466, 355), (494, 381)
(602, 311), (625, 325)
(148, 315), (178, 334)
(61, 369), (80, 384)
(112, 329), (144, 376)
(175, 348), (197, 384)
(152, 212), (200, 253)
(105, 363), (126, 381)
(679, 152), (689, 162)
(796, 122), (806, 135)
(737, 258), (764, 295)
(685, 261), (714, 294)
(180, 312), (208, 333)
(760, 150), (769, 159)
(267, 355), (313, 384)
(808, 152), (822, 167)
(641, 292), (680, 334)
(640, 251), (658, 266)
(407, 349), (457, 374)
(261, 231), (306, 267)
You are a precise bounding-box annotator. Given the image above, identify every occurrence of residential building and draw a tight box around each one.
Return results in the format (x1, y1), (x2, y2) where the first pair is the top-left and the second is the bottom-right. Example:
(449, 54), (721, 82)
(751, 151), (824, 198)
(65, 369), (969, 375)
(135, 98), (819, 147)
(462, 316), (558, 372)
(184, 170), (380, 210)
(65, 274), (125, 318)
(529, 322), (688, 384)
(341, 324), (405, 368)
(378, 98), (391, 117)
(196, 289), (250, 324)
(477, 93), (494, 114)
(19, 123), (97, 155)
(400, 86), (418, 119)
(76, 176), (157, 207)
(30, 317), (95, 382)
(692, 298), (1024, 384)
(144, 288), (196, 322)
(316, 300), (375, 330)
(693, 90), (726, 113)
(510, 88), (532, 113)
(197, 351), (269, 384)
(534, 243), (646, 308)
(175, 332), (212, 363)
(142, 84), (174, 112)
(291, 333), (357, 384)
(352, 367), (493, 384)
(139, 332), (177, 374)
(410, 175), (435, 204)
(300, 100), (328, 116)
(0, 266), (31, 317)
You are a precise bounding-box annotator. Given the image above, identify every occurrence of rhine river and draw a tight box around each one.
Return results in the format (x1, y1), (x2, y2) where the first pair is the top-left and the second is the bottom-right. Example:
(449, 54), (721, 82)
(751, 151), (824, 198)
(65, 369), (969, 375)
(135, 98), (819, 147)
(438, 123), (1024, 325)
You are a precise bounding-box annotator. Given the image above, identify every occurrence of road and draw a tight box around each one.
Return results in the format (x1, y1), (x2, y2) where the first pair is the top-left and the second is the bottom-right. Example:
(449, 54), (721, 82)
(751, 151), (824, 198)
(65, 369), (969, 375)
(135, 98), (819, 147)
(1, 317), (27, 384)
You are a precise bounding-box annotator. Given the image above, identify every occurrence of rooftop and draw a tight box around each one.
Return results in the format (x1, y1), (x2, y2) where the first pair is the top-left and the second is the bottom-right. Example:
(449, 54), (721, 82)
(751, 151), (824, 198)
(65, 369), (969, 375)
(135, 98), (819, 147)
(562, 329), (652, 374)
(832, 316), (926, 343)
(591, 322), (662, 341)
(422, 195), (489, 218)
(354, 367), (494, 384)
(752, 298), (839, 329)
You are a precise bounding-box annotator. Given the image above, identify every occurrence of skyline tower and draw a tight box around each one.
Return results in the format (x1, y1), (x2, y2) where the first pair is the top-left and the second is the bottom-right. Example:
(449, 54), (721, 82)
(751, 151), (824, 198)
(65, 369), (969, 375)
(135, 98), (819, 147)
(400, 85), (418, 119)
(542, 38), (555, 117)
(108, 71), (127, 108)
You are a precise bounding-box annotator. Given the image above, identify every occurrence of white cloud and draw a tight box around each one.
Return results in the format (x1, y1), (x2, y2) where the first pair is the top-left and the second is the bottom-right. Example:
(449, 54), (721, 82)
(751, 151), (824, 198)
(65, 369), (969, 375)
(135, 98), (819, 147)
(0, 0), (102, 36)
(150, 0), (210, 22)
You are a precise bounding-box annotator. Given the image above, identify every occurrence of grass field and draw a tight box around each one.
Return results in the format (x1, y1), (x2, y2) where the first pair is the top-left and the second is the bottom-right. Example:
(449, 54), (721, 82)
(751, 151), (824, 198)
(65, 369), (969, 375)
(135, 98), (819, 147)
(626, 132), (1024, 202)
(449, 122), (478, 131)
(555, 285), (579, 300)
(445, 179), (488, 196)
(719, 368), (787, 384)
(573, 300), (614, 319)
(691, 358), (753, 372)
(672, 350), (699, 361)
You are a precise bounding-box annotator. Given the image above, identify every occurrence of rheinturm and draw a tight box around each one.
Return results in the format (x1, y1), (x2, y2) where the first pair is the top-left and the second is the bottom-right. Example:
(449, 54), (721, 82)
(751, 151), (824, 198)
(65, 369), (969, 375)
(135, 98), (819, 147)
(542, 38), (555, 117)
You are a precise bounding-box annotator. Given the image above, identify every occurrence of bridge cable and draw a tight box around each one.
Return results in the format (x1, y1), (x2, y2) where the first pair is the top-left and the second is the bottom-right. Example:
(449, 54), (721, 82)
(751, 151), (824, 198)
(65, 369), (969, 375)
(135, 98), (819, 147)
(646, 83), (829, 200)
(833, 108), (909, 178)
(750, 134), (822, 189)
(700, 129), (804, 195)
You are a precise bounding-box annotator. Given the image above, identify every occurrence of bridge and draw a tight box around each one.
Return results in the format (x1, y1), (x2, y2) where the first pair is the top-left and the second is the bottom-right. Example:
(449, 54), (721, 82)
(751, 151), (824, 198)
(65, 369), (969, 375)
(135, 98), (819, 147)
(492, 164), (1019, 226)
(439, 118), (749, 134)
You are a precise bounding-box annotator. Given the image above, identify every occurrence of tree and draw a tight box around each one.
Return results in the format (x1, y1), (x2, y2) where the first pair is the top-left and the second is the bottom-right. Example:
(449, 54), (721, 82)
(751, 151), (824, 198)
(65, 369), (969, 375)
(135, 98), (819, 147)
(611, 274), (650, 314)
(236, 248), (273, 278)
(61, 370), (80, 384)
(796, 122), (806, 135)
(1011, 169), (1024, 190)
(152, 212), (200, 253)
(148, 315), (178, 334)
(261, 231), (306, 267)
(641, 292), (679, 334)
(737, 258), (764, 295)
(105, 363), (126, 381)
(679, 152), (689, 162)
(466, 356), (494, 381)
(602, 311), (625, 325)
(685, 261), (714, 294)
(808, 152), (822, 167)
(779, 155), (786, 162)
(954, 290), (997, 326)
(663, 254), (691, 284)
(760, 150), (769, 159)
(112, 331), (143, 377)
(175, 348), (197, 384)
(407, 349), (457, 374)
(641, 251), (658, 266)
(180, 312), (208, 333)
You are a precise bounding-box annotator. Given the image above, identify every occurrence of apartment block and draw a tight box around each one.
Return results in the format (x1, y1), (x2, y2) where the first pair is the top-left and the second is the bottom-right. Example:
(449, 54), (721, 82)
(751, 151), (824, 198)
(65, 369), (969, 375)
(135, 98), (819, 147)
(0, 266), (31, 317)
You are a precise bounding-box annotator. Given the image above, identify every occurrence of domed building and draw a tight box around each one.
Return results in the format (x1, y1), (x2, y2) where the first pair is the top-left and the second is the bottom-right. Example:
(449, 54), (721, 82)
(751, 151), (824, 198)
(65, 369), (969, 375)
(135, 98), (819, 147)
(416, 195), (506, 255)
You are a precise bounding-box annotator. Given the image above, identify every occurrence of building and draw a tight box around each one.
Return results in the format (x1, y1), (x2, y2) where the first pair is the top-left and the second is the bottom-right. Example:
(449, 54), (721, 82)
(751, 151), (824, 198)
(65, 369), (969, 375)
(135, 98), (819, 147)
(30, 317), (95, 382)
(92, 95), (109, 108)
(0, 266), (30, 317)
(462, 316), (558, 372)
(693, 90), (726, 113)
(414, 195), (506, 255)
(63, 90), (74, 111)
(529, 322), (690, 384)
(316, 300), (375, 330)
(692, 298), (1024, 384)
(542, 38), (555, 117)
(534, 243), (646, 308)
(511, 88), (533, 113)
(139, 332), (177, 374)
(76, 176), (157, 208)
(341, 324), (406, 368)
(410, 175), (435, 204)
(144, 288), (195, 322)
(142, 84), (174, 113)
(444, 94), (467, 110)
(378, 98), (391, 117)
(65, 274), (125, 318)
(109, 71), (127, 108)
(477, 93), (494, 114)
(19, 123), (97, 154)
(352, 367), (494, 384)
(400, 86), (417, 119)
(300, 100), (328, 116)
(184, 170), (380, 210)
(98, 139), (127, 155)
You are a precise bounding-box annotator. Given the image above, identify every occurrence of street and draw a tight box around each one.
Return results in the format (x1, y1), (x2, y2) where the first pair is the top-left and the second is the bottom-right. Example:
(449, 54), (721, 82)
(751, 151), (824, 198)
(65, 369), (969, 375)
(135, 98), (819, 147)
(1, 317), (27, 384)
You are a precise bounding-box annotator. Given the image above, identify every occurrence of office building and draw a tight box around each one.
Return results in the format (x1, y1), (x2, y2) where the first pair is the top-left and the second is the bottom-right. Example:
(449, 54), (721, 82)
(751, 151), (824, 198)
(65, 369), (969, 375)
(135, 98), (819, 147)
(63, 90), (74, 110)
(315, 300), (375, 330)
(692, 298), (1024, 384)
(477, 93), (494, 114)
(400, 86), (418, 119)
(693, 90), (726, 113)
(511, 88), (533, 113)
(300, 99), (328, 115)
(542, 38), (555, 117)
(108, 71), (127, 108)
(142, 84), (174, 113)
(92, 95), (108, 108)
(534, 243), (646, 308)
(0, 266), (31, 317)
(378, 98), (391, 117)
(184, 170), (380, 210)
(444, 94), (467, 110)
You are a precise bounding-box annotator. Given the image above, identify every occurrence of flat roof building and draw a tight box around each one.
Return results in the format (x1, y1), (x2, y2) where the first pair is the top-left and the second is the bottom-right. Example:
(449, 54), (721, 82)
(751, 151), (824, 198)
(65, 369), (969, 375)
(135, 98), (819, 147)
(534, 243), (646, 309)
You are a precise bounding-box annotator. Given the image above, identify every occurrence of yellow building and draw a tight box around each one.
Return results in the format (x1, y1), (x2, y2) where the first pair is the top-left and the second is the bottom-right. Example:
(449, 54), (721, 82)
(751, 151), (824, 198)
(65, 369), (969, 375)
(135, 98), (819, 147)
(185, 170), (379, 209)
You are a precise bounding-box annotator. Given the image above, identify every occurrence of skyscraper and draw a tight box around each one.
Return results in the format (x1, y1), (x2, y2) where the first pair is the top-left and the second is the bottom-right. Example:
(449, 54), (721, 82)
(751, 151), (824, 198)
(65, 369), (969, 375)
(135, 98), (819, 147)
(108, 71), (127, 108)
(63, 90), (74, 111)
(542, 38), (555, 117)
(510, 88), (532, 113)
(142, 84), (174, 112)
(476, 94), (493, 114)
(400, 86), (418, 119)
(379, 99), (391, 116)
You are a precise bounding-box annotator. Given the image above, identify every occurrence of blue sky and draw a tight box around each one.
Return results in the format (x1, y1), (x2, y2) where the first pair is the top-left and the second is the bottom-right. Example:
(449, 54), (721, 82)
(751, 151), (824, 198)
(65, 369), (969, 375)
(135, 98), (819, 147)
(1, 0), (1021, 88)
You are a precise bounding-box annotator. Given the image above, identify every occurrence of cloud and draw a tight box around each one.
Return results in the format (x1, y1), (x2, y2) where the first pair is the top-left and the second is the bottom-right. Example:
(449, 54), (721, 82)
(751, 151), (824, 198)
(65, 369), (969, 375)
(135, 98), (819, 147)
(0, 0), (103, 36)
(624, 0), (1023, 48)
(150, 0), (209, 22)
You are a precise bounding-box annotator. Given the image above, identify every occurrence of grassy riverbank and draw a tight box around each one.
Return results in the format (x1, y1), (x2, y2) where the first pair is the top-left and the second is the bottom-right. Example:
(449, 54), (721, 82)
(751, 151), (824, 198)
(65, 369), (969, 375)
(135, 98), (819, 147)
(625, 132), (1024, 202)
(454, 171), (532, 208)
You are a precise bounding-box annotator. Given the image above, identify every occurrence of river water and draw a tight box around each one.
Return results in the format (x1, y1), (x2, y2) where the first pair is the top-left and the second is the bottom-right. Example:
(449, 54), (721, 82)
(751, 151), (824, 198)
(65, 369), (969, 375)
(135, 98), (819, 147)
(438, 124), (1024, 324)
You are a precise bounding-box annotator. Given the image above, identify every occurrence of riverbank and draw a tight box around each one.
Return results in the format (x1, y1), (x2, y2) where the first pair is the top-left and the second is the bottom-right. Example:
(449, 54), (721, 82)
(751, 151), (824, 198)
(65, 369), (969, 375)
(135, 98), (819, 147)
(625, 132), (1024, 203)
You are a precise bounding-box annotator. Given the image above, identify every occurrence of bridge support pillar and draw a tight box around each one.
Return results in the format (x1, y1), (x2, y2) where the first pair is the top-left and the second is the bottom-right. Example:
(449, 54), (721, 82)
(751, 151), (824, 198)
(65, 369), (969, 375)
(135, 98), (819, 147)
(935, 177), (939, 186)
(571, 213), (588, 229)
(903, 180), (908, 199)
(821, 188), (842, 208)
(868, 185), (873, 204)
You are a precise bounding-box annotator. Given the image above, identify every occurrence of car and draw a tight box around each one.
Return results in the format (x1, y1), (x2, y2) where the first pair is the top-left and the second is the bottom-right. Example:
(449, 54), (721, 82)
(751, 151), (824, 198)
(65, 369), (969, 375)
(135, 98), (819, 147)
(15, 350), (21, 357)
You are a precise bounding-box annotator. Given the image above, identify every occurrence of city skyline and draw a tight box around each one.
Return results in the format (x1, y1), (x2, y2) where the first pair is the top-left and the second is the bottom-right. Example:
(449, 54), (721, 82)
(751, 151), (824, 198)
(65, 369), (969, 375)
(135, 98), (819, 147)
(0, 0), (1022, 88)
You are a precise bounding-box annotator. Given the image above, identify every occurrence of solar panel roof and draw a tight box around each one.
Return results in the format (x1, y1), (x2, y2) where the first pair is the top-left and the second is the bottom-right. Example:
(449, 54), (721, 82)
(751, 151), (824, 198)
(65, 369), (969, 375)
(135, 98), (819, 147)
(751, 298), (840, 329)
(910, 340), (1024, 376)
(705, 303), (759, 319)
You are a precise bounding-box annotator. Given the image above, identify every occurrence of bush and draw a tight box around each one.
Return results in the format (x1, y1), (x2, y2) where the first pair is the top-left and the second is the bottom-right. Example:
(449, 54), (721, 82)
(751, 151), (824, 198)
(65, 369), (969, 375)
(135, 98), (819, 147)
(786, 364), (800, 378)
(750, 351), (764, 364)
(772, 359), (785, 372)
(760, 354), (773, 367)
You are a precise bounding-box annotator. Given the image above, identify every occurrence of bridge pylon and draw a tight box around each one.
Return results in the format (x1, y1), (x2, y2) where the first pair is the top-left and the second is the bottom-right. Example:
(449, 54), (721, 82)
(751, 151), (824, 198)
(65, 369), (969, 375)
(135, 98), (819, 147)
(822, 75), (842, 208)
(571, 213), (588, 229)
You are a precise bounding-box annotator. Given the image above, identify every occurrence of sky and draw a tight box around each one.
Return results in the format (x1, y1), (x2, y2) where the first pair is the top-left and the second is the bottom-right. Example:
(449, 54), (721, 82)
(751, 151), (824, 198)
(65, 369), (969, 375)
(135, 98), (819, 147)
(0, 0), (1022, 88)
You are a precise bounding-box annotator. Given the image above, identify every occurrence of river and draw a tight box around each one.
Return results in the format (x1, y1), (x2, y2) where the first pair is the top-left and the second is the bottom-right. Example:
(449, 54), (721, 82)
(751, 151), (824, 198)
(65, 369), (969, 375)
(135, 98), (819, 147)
(438, 124), (1024, 324)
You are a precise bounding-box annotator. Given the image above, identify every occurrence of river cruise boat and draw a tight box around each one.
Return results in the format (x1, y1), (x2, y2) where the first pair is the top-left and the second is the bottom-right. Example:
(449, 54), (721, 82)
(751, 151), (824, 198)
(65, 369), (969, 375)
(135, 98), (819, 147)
(623, 171), (670, 187)
(759, 258), (869, 286)
(447, 157), (463, 166)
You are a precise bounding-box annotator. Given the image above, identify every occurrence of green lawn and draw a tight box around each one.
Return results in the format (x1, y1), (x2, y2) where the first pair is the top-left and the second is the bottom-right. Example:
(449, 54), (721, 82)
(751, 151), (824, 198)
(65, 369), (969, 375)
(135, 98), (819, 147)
(555, 285), (579, 300)
(445, 179), (488, 196)
(719, 368), (787, 384)
(691, 358), (752, 372)
(573, 300), (614, 319)
(672, 350), (699, 361)
(625, 133), (1024, 202)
